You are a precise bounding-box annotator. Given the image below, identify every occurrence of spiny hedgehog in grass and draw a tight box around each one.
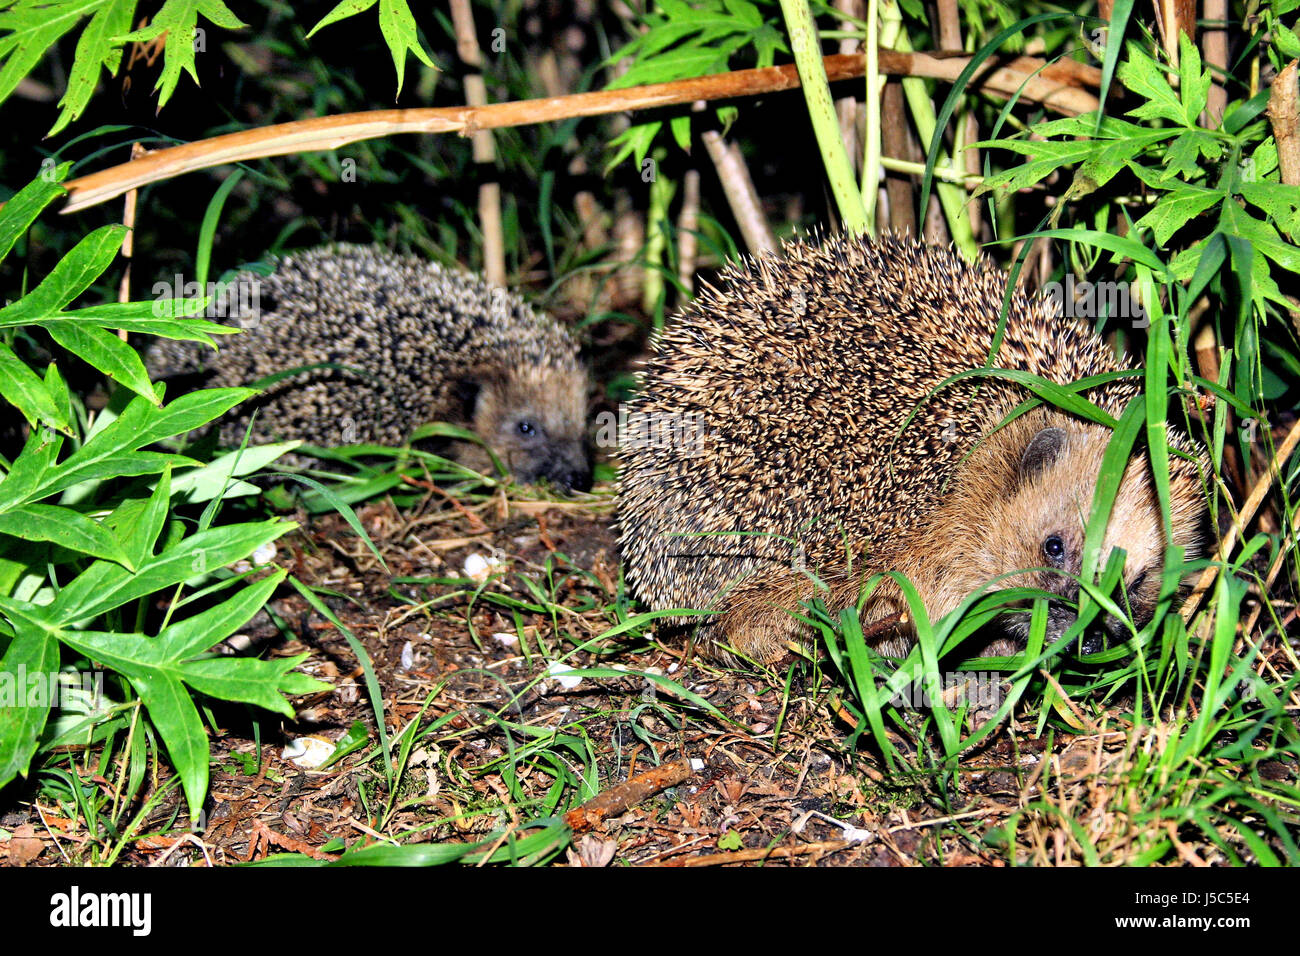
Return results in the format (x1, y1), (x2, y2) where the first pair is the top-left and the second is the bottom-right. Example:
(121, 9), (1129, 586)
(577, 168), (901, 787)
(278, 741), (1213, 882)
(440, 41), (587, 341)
(148, 244), (592, 491)
(618, 234), (1208, 663)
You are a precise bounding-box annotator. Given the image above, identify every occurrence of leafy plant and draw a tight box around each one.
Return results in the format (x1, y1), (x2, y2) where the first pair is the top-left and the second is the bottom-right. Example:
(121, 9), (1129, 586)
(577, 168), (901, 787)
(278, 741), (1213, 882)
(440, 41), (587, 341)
(0, 167), (325, 820)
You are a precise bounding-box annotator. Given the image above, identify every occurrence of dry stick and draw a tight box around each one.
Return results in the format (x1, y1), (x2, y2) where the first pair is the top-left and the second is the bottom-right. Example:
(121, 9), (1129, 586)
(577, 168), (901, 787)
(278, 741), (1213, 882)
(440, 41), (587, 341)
(676, 168), (701, 294)
(115, 142), (147, 338)
(1267, 60), (1300, 187)
(652, 840), (858, 866)
(701, 130), (778, 256)
(881, 79), (917, 235)
(1154, 0), (1197, 65)
(1202, 0), (1229, 121)
(833, 0), (865, 187)
(56, 52), (1100, 216)
(450, 0), (505, 288)
(564, 758), (695, 832)
(1183, 418), (1300, 624)
(934, 0), (982, 242)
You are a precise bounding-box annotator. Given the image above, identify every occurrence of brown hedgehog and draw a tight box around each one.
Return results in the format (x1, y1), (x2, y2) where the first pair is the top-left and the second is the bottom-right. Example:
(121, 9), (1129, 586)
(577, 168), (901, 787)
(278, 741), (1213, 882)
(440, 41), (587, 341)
(618, 234), (1207, 662)
(147, 245), (592, 490)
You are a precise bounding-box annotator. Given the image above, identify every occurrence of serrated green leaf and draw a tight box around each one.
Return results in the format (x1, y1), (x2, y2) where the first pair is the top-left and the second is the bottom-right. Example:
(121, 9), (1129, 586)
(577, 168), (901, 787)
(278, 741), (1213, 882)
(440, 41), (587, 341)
(376, 0), (434, 96)
(1177, 32), (1209, 123)
(0, 0), (90, 107)
(306, 0), (378, 38)
(1135, 186), (1223, 244)
(1118, 42), (1185, 126)
(1160, 130), (1202, 180)
(112, 0), (248, 108)
(1240, 182), (1300, 238)
(0, 223), (125, 325)
(48, 0), (137, 136)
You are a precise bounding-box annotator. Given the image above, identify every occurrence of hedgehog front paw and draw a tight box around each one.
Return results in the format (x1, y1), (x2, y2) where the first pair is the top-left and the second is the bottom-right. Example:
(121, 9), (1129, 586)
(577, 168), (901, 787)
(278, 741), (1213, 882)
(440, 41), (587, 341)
(718, 603), (805, 664)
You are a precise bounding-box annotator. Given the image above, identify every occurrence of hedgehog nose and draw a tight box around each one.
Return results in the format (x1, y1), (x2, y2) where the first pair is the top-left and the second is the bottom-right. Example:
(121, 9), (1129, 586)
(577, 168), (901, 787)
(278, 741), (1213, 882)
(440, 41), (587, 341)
(544, 442), (592, 493)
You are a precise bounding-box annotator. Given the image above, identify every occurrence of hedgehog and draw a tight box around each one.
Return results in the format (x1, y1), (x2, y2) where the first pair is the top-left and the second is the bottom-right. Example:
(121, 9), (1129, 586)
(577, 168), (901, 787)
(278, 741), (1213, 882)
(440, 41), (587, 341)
(618, 234), (1208, 663)
(147, 244), (592, 491)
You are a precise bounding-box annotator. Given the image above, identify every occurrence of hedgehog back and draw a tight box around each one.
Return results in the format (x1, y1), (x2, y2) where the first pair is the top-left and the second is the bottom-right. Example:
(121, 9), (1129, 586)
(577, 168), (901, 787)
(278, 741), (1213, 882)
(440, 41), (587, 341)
(147, 244), (582, 450)
(618, 234), (1141, 620)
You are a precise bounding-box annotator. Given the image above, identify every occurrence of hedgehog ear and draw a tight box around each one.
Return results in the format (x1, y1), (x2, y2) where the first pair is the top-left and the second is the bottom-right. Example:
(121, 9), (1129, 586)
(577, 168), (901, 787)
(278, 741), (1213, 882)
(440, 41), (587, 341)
(1020, 427), (1067, 481)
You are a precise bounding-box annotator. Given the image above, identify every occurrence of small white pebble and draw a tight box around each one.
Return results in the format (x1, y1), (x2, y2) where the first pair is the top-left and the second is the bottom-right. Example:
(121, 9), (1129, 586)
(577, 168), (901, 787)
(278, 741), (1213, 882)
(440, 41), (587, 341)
(399, 641), (414, 670)
(282, 735), (334, 769)
(462, 553), (501, 582)
(689, 758), (705, 771)
(546, 661), (583, 689)
(493, 631), (518, 646)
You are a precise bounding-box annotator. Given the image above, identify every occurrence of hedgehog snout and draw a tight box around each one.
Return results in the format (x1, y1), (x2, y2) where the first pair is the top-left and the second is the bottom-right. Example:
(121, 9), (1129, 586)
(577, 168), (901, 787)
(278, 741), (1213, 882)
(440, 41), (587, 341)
(517, 438), (591, 493)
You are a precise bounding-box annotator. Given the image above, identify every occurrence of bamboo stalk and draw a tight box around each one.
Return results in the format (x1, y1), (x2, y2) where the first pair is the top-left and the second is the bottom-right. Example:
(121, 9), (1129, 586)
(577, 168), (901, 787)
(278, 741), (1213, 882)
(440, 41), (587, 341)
(450, 0), (505, 287)
(778, 0), (867, 233)
(54, 52), (1101, 215)
(702, 130), (777, 255)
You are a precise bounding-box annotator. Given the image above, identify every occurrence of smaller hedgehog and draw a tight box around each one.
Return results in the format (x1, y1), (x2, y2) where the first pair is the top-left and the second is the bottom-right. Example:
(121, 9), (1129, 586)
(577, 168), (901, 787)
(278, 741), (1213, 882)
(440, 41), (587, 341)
(148, 245), (592, 491)
(619, 235), (1208, 663)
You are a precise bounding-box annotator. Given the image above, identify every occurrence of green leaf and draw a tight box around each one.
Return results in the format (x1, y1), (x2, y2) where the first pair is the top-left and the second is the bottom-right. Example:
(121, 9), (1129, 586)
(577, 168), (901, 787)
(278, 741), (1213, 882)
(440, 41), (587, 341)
(0, 224), (126, 325)
(0, 627), (59, 789)
(170, 442), (300, 503)
(0, 343), (70, 433)
(112, 0), (248, 107)
(121, 668), (208, 820)
(306, 0), (378, 38)
(1240, 182), (1300, 238)
(154, 570), (285, 661)
(48, 518), (292, 627)
(1134, 186), (1223, 245)
(306, 0), (432, 96)
(376, 0), (434, 97)
(1118, 42), (1185, 126)
(0, 0), (91, 109)
(0, 503), (133, 568)
(48, 0), (137, 136)
(181, 653), (326, 717)
(33, 388), (253, 504)
(111, 466), (171, 568)
(1176, 32), (1209, 123)
(45, 319), (157, 402)
(0, 161), (70, 261)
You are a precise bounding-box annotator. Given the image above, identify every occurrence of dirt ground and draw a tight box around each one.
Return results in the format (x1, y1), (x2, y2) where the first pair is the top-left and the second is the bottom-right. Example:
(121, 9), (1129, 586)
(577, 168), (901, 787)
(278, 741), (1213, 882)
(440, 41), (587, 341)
(4, 481), (1292, 868)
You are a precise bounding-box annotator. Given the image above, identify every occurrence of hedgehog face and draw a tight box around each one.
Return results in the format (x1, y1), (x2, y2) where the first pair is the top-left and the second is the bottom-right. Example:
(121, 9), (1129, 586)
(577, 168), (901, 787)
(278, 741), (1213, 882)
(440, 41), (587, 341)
(470, 364), (592, 492)
(948, 422), (1192, 654)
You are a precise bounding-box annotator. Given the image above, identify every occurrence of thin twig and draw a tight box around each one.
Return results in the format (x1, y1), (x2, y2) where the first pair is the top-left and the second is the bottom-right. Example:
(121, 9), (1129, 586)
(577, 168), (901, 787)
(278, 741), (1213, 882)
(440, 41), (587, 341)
(1183, 418), (1300, 623)
(54, 52), (1101, 215)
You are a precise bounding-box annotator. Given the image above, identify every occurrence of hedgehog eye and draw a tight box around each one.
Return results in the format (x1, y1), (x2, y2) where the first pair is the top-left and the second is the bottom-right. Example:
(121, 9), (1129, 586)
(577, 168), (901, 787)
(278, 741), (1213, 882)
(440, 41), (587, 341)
(1042, 534), (1066, 565)
(517, 419), (539, 437)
